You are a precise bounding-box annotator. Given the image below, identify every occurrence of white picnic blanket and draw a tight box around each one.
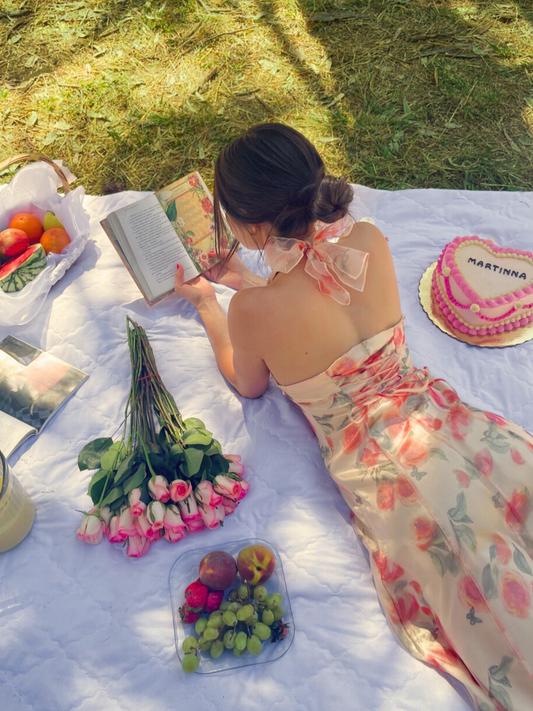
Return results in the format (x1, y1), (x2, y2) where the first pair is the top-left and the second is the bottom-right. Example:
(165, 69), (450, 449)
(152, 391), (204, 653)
(1, 184), (532, 711)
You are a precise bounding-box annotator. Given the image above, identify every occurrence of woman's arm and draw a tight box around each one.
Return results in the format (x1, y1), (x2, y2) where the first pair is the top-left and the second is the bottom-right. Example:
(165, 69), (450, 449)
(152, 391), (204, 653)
(203, 250), (267, 291)
(174, 265), (270, 398)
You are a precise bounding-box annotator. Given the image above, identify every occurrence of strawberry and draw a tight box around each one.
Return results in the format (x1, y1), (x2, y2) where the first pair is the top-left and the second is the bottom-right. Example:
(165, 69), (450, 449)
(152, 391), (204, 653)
(205, 589), (224, 613)
(179, 606), (202, 624)
(186, 585), (208, 610)
(184, 578), (204, 599)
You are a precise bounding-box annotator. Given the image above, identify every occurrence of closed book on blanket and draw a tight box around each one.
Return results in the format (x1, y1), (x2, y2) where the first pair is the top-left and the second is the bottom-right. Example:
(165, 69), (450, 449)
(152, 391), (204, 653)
(0, 336), (88, 459)
(101, 172), (231, 305)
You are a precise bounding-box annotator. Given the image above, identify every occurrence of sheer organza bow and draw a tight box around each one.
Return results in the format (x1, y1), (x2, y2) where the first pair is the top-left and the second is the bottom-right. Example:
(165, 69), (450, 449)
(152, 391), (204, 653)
(264, 215), (368, 305)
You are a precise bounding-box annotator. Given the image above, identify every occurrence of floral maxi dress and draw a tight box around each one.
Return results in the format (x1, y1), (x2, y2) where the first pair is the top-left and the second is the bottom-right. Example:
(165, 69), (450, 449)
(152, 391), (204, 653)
(278, 318), (533, 711)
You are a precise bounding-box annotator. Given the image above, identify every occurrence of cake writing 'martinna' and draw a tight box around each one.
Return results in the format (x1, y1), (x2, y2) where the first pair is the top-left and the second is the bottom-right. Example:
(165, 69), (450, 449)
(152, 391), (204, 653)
(432, 236), (533, 335)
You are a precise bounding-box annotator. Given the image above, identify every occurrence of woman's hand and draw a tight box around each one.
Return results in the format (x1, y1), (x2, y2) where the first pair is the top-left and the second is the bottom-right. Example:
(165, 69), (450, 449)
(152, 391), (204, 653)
(174, 264), (217, 308)
(203, 250), (266, 290)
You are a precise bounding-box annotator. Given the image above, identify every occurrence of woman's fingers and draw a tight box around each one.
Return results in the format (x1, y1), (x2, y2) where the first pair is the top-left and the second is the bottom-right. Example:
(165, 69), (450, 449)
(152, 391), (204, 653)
(174, 263), (184, 289)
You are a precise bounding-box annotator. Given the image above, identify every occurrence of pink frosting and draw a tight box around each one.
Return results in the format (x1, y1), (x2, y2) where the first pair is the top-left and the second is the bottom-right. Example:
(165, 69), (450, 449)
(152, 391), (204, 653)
(432, 267), (533, 336)
(436, 236), (533, 308)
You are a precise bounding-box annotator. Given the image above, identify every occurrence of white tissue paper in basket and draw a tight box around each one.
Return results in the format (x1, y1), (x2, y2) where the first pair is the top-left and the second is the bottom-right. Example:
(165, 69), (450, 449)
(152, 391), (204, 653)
(0, 159), (90, 326)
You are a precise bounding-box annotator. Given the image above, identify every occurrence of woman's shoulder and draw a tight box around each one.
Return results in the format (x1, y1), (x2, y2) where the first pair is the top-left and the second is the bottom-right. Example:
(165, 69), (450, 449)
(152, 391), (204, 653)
(340, 219), (389, 252)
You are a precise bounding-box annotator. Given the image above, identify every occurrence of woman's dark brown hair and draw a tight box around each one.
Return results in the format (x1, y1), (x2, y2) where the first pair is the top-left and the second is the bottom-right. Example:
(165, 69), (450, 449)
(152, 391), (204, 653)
(213, 123), (353, 255)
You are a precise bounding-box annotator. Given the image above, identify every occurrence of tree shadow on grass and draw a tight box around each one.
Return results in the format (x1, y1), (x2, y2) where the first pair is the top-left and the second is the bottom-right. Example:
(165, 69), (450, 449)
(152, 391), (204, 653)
(253, 0), (533, 190)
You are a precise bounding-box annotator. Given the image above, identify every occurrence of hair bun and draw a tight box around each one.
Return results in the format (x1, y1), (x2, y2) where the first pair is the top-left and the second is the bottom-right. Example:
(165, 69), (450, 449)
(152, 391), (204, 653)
(313, 175), (353, 223)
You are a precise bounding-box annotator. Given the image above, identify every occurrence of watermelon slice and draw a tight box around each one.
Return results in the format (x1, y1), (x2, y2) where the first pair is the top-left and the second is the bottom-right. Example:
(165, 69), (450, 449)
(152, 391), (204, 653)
(0, 244), (47, 293)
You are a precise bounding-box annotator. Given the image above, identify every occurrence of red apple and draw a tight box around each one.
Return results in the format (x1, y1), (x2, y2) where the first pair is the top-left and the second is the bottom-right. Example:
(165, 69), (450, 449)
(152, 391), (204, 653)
(199, 550), (237, 591)
(237, 544), (276, 585)
(0, 228), (29, 259)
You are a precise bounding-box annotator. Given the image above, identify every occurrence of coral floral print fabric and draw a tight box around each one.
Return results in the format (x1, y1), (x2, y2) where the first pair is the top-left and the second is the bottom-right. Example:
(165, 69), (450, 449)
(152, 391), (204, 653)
(280, 319), (533, 711)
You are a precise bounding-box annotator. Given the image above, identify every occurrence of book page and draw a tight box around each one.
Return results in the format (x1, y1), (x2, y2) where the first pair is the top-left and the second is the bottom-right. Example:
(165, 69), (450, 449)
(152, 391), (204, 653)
(0, 410), (35, 459)
(116, 194), (198, 299)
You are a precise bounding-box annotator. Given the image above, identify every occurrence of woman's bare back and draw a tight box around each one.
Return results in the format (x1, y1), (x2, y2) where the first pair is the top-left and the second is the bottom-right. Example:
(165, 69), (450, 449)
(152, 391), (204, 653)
(230, 221), (402, 386)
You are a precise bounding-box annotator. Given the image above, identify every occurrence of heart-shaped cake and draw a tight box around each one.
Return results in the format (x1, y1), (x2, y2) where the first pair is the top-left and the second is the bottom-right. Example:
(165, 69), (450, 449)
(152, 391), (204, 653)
(433, 236), (533, 335)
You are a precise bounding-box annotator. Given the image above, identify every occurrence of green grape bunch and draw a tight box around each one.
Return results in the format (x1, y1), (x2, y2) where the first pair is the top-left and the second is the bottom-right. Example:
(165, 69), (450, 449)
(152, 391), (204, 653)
(180, 580), (290, 673)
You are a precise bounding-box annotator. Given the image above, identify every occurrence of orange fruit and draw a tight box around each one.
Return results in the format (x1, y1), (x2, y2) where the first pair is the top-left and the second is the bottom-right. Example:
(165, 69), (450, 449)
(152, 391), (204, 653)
(8, 213), (44, 244)
(40, 227), (71, 254)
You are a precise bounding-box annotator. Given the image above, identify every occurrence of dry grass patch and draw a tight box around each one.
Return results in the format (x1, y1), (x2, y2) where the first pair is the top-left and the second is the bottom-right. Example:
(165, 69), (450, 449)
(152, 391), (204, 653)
(1, 0), (532, 193)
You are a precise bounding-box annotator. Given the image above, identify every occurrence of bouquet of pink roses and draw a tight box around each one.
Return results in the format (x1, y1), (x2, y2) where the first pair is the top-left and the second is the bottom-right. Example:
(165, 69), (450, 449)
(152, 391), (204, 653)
(76, 317), (249, 557)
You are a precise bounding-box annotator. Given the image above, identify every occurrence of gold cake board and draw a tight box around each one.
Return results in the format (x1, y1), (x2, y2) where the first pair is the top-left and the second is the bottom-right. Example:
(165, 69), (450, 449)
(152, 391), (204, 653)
(419, 262), (533, 348)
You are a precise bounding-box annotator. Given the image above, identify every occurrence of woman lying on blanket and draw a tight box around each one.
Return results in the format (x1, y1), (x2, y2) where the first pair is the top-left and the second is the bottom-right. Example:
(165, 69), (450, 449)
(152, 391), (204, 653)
(174, 122), (533, 711)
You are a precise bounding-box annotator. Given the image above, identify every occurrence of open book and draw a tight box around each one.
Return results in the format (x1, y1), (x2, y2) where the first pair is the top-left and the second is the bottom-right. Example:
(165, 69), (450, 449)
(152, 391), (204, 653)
(101, 172), (231, 305)
(0, 336), (88, 459)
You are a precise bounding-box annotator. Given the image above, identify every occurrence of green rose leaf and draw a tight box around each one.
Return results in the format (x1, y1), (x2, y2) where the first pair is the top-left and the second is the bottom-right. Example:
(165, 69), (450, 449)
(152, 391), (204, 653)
(184, 447), (204, 477)
(448, 492), (467, 522)
(88, 469), (110, 505)
(100, 485), (124, 507)
(183, 428), (213, 446)
(210, 453), (230, 476)
(78, 437), (113, 471)
(114, 451), (138, 484)
(109, 494), (127, 512)
(513, 545), (533, 576)
(123, 462), (147, 495)
(454, 524), (477, 553)
(429, 448), (448, 460)
(482, 563), (498, 600)
(100, 441), (127, 471)
(183, 417), (206, 430)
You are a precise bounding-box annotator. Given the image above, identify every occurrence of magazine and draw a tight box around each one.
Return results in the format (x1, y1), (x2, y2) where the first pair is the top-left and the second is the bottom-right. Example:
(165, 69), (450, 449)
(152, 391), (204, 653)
(0, 336), (88, 458)
(100, 172), (232, 305)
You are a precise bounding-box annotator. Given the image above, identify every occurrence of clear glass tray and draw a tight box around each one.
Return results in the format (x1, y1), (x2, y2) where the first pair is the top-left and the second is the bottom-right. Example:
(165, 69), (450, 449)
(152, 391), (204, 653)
(169, 537), (295, 673)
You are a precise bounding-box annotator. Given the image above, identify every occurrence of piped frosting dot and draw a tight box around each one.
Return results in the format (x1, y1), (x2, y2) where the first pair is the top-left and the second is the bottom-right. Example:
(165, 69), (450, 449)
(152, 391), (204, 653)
(442, 266), (451, 277)
(515, 301), (524, 310)
(470, 304), (480, 313)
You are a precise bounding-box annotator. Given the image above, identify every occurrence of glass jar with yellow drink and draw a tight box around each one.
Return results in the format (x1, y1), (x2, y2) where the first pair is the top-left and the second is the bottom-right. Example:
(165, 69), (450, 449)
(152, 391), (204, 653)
(0, 451), (35, 553)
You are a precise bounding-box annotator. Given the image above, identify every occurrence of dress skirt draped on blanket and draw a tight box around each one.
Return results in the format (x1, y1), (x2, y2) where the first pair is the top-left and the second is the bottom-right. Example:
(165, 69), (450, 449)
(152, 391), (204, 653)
(280, 319), (533, 711)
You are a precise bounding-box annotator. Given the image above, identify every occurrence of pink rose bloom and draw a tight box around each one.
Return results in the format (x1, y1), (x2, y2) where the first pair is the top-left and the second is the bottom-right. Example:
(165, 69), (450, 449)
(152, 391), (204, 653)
(98, 506), (112, 533)
(194, 480), (222, 508)
(213, 474), (242, 501)
(500, 571), (530, 618)
(457, 576), (486, 612)
(220, 496), (237, 515)
(198, 502), (225, 529)
(128, 488), (146, 517)
(492, 534), (512, 564)
(505, 489), (531, 531)
(226, 454), (245, 477)
(148, 475), (170, 503)
(117, 507), (138, 538)
(135, 512), (162, 541)
(76, 512), (104, 545)
(169, 479), (192, 502)
(237, 478), (250, 501)
(146, 501), (166, 530)
(126, 535), (151, 558)
(178, 494), (206, 532)
(164, 504), (186, 534)
(107, 515), (127, 543)
(474, 448), (493, 478)
(164, 528), (187, 543)
(510, 447), (525, 465)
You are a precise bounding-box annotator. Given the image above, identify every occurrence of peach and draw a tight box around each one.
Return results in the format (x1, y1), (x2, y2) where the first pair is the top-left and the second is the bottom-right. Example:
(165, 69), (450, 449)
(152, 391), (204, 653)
(237, 544), (276, 585)
(199, 550), (237, 591)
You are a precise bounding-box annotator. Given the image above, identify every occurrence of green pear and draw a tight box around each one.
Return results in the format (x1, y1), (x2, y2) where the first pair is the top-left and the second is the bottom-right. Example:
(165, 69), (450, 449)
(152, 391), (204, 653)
(43, 211), (63, 230)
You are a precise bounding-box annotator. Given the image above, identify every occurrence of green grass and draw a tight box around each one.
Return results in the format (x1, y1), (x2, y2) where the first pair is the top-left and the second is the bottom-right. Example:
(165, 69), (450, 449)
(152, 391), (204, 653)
(1, 0), (532, 194)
